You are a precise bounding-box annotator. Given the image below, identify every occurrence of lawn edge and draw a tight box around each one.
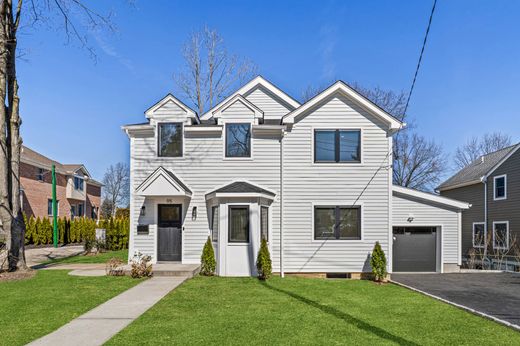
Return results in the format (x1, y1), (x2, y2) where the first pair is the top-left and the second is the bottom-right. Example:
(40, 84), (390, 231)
(390, 280), (520, 332)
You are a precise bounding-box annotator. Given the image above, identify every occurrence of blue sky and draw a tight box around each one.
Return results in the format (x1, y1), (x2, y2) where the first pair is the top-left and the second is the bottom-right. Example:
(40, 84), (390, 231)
(18, 0), (520, 180)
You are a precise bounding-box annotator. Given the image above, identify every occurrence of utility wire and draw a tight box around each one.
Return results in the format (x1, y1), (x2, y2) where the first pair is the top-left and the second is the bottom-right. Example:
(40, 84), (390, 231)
(402, 0), (437, 118)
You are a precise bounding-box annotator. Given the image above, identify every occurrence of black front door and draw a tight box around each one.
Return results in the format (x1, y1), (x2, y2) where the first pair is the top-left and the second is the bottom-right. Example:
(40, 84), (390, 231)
(158, 204), (182, 261)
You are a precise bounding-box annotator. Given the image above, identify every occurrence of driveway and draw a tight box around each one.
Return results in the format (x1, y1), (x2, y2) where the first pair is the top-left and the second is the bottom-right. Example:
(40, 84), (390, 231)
(392, 272), (520, 328)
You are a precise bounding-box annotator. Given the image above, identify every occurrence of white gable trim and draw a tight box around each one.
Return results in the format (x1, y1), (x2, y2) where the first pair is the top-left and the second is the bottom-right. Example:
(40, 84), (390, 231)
(212, 94), (264, 119)
(200, 76), (300, 121)
(393, 185), (471, 210)
(282, 81), (404, 131)
(145, 94), (199, 124)
(483, 143), (520, 180)
(136, 167), (192, 197)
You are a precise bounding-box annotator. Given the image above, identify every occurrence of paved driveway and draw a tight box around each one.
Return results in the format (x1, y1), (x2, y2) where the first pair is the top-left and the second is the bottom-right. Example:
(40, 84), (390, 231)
(392, 273), (520, 327)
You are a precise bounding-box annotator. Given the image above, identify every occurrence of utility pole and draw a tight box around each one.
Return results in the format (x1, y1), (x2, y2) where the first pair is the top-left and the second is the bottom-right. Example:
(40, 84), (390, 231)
(52, 165), (58, 248)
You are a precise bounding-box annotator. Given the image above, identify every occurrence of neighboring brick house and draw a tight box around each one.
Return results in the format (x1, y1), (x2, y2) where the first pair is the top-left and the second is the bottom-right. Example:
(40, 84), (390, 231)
(20, 146), (102, 220)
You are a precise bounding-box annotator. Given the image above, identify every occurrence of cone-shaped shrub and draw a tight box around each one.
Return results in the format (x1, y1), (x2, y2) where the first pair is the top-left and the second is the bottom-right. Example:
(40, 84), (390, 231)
(256, 237), (272, 280)
(200, 236), (216, 276)
(370, 241), (387, 282)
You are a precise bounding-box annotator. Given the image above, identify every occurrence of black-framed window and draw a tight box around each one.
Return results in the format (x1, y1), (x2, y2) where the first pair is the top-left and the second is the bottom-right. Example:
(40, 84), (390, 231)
(228, 205), (249, 243)
(37, 168), (44, 181)
(260, 206), (269, 241)
(74, 176), (84, 191)
(314, 206), (361, 240)
(226, 123), (251, 158)
(47, 199), (59, 216)
(211, 206), (219, 242)
(314, 129), (360, 163)
(91, 206), (98, 219)
(472, 223), (486, 248)
(494, 175), (506, 200)
(71, 205), (76, 219)
(158, 122), (183, 157)
(77, 203), (84, 217)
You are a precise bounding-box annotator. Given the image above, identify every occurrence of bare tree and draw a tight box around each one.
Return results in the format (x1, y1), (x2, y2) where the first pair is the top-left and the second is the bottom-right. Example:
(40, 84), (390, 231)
(175, 26), (257, 115)
(454, 132), (512, 169)
(1, 1), (115, 272)
(301, 81), (445, 191)
(102, 162), (130, 218)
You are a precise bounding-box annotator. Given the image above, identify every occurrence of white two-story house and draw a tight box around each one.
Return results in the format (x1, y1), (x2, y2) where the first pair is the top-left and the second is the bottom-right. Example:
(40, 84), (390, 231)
(123, 76), (470, 277)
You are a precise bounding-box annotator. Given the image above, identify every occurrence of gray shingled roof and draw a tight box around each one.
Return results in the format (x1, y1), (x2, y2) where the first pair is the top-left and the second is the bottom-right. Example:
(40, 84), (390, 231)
(438, 144), (519, 191)
(162, 168), (192, 194)
(209, 181), (275, 196)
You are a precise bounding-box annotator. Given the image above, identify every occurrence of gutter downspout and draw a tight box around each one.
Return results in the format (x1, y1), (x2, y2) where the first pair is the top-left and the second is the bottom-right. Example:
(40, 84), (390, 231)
(279, 128), (285, 278)
(483, 177), (488, 258)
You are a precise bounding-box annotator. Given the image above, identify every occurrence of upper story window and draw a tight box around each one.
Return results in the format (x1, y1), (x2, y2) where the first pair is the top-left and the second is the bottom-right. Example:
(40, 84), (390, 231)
(37, 168), (44, 181)
(74, 176), (84, 191)
(158, 122), (183, 157)
(226, 123), (251, 158)
(314, 129), (361, 163)
(314, 205), (361, 240)
(494, 174), (507, 200)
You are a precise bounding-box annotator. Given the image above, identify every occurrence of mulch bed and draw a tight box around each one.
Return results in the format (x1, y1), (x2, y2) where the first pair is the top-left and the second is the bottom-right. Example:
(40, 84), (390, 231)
(0, 269), (36, 282)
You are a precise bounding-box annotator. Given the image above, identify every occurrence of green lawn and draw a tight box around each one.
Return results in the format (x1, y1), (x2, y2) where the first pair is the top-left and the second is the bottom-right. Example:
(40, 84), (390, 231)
(0, 270), (139, 346)
(43, 249), (128, 265)
(108, 276), (520, 345)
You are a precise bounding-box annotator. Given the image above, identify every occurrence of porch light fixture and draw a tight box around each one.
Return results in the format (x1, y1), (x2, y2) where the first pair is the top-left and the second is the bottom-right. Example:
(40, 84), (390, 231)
(140, 205), (146, 216)
(407, 215), (414, 223)
(192, 206), (197, 221)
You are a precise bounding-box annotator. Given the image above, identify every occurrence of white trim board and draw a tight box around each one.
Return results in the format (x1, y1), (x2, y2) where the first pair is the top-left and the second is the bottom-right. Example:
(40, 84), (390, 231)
(393, 185), (471, 210)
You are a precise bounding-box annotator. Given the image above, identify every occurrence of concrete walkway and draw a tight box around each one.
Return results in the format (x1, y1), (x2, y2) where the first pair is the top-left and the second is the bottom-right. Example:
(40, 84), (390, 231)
(28, 276), (187, 346)
(26, 245), (84, 267)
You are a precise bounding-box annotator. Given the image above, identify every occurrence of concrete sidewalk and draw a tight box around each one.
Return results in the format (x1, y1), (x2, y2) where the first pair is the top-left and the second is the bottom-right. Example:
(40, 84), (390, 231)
(28, 276), (187, 346)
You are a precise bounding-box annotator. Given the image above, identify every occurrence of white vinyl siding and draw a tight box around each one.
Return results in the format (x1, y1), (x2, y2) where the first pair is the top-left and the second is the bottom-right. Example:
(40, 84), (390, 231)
(392, 193), (460, 265)
(244, 86), (293, 122)
(282, 94), (391, 273)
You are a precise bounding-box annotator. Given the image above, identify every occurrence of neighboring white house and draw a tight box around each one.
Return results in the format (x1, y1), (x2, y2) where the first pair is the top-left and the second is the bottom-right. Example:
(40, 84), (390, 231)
(123, 76), (470, 277)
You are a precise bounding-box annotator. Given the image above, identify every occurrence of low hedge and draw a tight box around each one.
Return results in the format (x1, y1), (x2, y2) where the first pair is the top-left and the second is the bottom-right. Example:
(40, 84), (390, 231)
(23, 214), (129, 250)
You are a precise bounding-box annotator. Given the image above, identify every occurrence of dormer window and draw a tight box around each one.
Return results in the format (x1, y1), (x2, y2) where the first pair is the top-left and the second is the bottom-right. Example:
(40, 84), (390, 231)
(74, 176), (84, 191)
(225, 123), (251, 158)
(158, 122), (183, 157)
(494, 174), (507, 200)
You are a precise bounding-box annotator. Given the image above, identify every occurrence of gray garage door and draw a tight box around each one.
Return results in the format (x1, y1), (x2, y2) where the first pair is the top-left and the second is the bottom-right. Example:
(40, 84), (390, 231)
(393, 227), (437, 272)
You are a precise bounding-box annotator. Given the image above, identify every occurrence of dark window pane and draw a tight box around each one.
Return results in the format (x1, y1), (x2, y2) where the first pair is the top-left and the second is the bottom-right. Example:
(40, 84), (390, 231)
(78, 203), (84, 217)
(494, 223), (508, 249)
(338, 207), (360, 239)
(48, 199), (52, 216)
(74, 177), (84, 191)
(158, 205), (181, 227)
(159, 123), (183, 157)
(211, 206), (219, 242)
(315, 131), (335, 162)
(314, 207), (335, 239)
(261, 206), (269, 241)
(226, 123), (251, 157)
(495, 177), (505, 198)
(229, 206), (249, 243)
(473, 224), (485, 247)
(339, 131), (361, 162)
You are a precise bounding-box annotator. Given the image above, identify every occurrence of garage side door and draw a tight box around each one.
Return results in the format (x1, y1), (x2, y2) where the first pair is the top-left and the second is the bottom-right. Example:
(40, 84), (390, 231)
(393, 227), (437, 272)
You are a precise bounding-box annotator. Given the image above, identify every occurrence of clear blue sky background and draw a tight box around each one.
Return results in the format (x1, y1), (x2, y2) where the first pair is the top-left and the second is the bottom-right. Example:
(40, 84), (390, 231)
(18, 0), (520, 180)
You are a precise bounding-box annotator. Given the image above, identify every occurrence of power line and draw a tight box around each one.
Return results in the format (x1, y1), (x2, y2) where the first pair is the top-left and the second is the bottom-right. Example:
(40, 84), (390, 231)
(402, 0), (437, 118)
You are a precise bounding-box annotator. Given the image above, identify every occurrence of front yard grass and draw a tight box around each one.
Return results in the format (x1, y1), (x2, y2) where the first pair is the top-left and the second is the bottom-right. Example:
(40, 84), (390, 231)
(43, 249), (128, 265)
(108, 276), (520, 345)
(0, 270), (139, 346)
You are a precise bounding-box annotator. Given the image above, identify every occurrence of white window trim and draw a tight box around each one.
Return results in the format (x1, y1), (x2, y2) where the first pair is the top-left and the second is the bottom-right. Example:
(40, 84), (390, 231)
(492, 221), (509, 250)
(311, 127), (363, 165)
(223, 122), (254, 161)
(472, 222), (486, 248)
(311, 202), (364, 243)
(73, 175), (84, 191)
(156, 122), (185, 159)
(493, 174), (507, 201)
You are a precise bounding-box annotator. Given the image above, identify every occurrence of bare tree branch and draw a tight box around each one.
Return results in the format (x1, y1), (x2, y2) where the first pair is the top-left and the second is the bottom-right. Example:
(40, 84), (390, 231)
(454, 132), (512, 169)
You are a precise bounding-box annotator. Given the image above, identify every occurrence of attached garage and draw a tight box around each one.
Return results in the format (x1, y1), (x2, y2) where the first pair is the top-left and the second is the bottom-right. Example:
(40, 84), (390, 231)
(392, 186), (471, 273)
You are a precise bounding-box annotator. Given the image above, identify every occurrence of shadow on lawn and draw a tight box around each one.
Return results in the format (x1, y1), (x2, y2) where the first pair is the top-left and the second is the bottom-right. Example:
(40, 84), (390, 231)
(261, 281), (418, 346)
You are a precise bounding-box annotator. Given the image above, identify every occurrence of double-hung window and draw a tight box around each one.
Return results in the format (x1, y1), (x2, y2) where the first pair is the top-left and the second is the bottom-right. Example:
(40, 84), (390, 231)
(260, 206), (269, 241)
(158, 122), (183, 157)
(472, 222), (485, 248)
(314, 129), (361, 163)
(211, 206), (219, 242)
(314, 205), (361, 240)
(47, 199), (59, 216)
(493, 221), (509, 250)
(494, 175), (507, 200)
(225, 123), (251, 158)
(74, 176), (84, 191)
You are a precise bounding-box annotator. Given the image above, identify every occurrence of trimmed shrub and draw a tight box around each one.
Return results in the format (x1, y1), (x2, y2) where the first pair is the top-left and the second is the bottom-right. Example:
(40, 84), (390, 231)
(200, 236), (216, 276)
(256, 238), (272, 280)
(370, 241), (387, 282)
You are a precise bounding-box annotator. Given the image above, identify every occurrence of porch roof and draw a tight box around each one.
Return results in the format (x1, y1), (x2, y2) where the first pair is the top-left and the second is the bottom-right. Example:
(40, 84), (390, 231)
(136, 167), (192, 197)
(205, 181), (276, 200)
